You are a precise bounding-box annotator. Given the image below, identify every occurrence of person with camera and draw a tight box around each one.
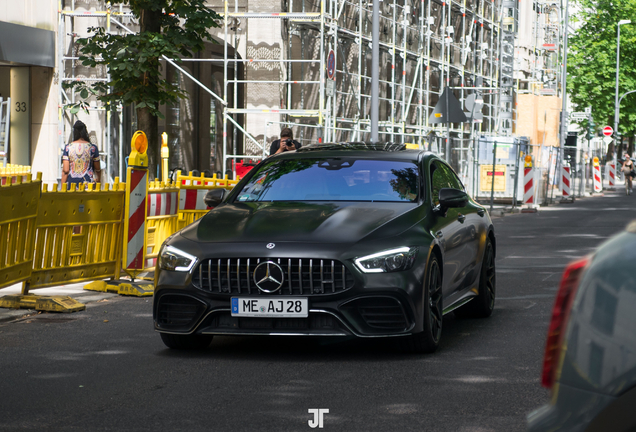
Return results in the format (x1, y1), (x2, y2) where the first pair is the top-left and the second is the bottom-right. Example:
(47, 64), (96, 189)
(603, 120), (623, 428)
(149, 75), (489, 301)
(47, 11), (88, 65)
(269, 127), (302, 156)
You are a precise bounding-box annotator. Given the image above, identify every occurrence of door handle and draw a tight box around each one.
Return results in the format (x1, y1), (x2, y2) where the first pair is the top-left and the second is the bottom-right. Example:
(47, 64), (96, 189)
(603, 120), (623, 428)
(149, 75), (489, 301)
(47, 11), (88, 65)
(458, 214), (466, 223)
(477, 209), (485, 217)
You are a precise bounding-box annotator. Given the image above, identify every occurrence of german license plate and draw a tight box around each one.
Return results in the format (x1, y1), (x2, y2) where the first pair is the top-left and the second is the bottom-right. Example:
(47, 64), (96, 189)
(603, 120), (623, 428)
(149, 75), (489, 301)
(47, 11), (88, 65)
(231, 297), (308, 318)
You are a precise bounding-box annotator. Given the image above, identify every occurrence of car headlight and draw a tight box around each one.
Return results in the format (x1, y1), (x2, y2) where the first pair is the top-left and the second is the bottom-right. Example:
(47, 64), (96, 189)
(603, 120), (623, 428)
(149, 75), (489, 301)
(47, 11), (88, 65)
(354, 247), (418, 273)
(159, 245), (197, 272)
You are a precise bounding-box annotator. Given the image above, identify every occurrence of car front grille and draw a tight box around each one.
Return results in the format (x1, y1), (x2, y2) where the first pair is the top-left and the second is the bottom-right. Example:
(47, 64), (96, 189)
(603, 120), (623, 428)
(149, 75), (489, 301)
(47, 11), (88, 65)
(192, 258), (355, 295)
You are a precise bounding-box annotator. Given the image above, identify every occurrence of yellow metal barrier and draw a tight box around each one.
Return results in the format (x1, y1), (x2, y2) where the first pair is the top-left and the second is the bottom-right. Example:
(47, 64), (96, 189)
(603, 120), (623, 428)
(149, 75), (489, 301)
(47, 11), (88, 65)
(0, 173), (41, 290)
(28, 180), (126, 290)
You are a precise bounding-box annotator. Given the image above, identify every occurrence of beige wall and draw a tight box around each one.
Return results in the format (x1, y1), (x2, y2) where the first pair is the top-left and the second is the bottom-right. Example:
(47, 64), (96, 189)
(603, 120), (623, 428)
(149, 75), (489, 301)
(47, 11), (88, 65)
(516, 94), (562, 153)
(31, 67), (58, 184)
(0, 0), (57, 30)
(9, 67), (30, 166)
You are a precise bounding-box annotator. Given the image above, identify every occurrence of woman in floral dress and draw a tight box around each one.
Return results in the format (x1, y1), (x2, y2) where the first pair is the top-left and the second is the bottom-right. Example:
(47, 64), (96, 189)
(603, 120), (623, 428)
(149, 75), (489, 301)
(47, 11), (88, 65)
(61, 120), (101, 186)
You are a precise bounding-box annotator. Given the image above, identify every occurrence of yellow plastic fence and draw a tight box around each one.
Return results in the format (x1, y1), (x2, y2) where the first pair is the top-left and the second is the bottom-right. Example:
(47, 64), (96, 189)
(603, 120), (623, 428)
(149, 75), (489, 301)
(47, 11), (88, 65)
(0, 173), (41, 290)
(0, 164), (31, 186)
(27, 181), (126, 291)
(0, 169), (241, 296)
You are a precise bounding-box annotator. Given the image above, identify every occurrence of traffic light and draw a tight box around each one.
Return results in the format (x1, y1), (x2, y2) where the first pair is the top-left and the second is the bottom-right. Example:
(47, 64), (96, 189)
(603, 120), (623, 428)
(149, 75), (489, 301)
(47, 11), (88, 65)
(587, 119), (596, 140)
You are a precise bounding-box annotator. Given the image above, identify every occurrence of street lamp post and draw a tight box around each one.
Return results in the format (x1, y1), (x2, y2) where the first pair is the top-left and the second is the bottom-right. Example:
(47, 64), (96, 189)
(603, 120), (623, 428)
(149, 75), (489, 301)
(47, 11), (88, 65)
(614, 19), (632, 164)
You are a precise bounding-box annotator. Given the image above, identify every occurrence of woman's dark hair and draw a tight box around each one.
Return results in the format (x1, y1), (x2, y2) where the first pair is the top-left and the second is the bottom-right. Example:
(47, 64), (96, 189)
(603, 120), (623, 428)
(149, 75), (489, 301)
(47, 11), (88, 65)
(73, 120), (91, 142)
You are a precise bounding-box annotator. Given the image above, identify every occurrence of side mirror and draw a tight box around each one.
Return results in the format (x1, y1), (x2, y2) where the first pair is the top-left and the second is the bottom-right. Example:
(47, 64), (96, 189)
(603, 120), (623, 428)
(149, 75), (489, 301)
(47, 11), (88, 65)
(204, 188), (226, 208)
(438, 188), (468, 209)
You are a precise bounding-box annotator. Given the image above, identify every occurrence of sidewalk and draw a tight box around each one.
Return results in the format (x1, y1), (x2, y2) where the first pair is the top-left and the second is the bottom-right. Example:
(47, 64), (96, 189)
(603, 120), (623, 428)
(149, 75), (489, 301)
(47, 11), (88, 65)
(0, 281), (120, 322)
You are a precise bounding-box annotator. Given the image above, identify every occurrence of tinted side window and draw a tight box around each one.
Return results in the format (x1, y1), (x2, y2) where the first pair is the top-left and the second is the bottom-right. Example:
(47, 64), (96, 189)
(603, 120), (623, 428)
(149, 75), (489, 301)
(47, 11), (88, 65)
(430, 162), (453, 206)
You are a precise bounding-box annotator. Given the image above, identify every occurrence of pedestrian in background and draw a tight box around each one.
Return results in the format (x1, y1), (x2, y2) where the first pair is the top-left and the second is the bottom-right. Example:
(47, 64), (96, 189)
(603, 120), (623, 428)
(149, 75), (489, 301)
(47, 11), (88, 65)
(61, 120), (101, 187)
(622, 153), (633, 195)
(269, 127), (302, 156)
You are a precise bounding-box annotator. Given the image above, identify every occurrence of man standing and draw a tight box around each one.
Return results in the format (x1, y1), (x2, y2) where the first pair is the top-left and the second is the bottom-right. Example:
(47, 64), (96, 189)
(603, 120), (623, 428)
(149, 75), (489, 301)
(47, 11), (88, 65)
(269, 127), (302, 156)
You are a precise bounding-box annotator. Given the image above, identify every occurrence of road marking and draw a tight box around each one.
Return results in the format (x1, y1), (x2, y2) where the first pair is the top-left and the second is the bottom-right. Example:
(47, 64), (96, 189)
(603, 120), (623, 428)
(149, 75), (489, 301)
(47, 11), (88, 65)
(504, 255), (583, 259)
(557, 234), (605, 238)
(498, 294), (555, 300)
(539, 207), (633, 211)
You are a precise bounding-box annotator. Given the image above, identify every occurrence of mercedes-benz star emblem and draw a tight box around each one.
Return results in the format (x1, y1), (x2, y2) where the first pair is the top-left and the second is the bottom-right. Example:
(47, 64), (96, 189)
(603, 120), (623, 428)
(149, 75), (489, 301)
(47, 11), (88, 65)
(253, 261), (285, 293)
(266, 243), (275, 249)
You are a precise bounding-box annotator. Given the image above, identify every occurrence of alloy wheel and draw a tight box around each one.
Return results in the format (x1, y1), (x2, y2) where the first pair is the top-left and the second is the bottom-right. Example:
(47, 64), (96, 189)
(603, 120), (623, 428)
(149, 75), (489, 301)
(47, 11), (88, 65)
(428, 260), (443, 343)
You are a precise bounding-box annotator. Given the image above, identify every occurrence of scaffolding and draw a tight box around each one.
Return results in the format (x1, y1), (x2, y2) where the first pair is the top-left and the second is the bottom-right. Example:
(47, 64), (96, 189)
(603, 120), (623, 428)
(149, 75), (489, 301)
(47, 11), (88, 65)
(60, 0), (517, 191)
(527, 0), (565, 96)
(216, 0), (518, 189)
(58, 1), (135, 183)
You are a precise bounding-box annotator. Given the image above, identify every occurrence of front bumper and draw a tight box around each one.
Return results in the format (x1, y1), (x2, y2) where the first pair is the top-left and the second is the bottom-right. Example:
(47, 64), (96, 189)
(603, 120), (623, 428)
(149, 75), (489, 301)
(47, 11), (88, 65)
(153, 259), (427, 338)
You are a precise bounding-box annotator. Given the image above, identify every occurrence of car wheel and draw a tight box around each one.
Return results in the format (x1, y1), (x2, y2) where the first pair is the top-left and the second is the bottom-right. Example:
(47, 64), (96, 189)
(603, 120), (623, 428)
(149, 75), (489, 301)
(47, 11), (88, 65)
(160, 332), (214, 350)
(455, 238), (496, 319)
(402, 255), (443, 353)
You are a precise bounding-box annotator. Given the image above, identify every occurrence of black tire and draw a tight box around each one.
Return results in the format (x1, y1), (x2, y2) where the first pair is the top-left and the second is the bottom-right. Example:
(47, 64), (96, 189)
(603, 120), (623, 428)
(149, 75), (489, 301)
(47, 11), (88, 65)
(401, 255), (443, 354)
(160, 332), (214, 350)
(454, 238), (496, 319)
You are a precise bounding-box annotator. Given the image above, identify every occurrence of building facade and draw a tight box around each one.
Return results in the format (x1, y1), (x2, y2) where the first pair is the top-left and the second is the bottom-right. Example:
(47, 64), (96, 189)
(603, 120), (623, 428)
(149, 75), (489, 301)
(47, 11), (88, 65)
(1, 0), (567, 194)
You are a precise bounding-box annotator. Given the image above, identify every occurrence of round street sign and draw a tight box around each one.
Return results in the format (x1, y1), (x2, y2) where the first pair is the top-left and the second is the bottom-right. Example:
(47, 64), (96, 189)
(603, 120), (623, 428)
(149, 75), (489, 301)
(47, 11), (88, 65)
(603, 126), (613, 136)
(327, 50), (336, 80)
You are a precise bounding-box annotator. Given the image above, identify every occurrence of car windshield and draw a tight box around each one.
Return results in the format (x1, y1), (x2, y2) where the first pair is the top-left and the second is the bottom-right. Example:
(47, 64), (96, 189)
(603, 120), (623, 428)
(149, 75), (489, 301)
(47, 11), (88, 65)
(234, 158), (419, 202)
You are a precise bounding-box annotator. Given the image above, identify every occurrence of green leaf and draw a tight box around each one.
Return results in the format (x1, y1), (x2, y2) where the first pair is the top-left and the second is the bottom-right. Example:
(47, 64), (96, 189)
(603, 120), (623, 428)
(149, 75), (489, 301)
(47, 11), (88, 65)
(80, 89), (89, 99)
(70, 105), (80, 115)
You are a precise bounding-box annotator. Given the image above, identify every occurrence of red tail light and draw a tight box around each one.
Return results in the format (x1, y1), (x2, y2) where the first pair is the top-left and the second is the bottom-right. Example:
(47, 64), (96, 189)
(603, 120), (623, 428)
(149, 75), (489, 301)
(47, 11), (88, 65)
(541, 256), (590, 389)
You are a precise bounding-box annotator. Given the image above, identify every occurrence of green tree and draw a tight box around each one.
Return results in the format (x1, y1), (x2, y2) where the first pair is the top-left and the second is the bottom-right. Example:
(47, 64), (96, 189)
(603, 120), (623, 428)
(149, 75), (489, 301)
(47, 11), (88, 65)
(66, 0), (220, 173)
(567, 0), (636, 158)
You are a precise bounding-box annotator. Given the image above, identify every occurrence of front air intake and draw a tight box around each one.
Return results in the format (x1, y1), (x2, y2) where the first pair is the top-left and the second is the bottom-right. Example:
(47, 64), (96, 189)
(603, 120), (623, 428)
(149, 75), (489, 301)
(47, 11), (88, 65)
(156, 294), (206, 330)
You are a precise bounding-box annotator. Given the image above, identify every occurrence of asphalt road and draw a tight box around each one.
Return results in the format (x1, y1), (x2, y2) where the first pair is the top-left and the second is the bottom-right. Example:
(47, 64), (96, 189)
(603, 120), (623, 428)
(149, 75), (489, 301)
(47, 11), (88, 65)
(1, 191), (633, 432)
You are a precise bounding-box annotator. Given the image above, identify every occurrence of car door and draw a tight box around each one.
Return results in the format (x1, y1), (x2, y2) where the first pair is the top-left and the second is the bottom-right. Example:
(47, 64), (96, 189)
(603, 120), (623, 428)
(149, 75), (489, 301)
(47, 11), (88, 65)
(442, 163), (485, 293)
(428, 160), (465, 298)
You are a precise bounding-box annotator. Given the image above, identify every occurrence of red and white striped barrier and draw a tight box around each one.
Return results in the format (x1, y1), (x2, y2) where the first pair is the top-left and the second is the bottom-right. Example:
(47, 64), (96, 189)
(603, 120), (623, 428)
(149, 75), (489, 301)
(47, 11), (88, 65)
(608, 162), (616, 187)
(124, 169), (148, 271)
(179, 189), (211, 211)
(147, 191), (178, 217)
(561, 166), (571, 197)
(523, 167), (534, 204)
(593, 164), (603, 193)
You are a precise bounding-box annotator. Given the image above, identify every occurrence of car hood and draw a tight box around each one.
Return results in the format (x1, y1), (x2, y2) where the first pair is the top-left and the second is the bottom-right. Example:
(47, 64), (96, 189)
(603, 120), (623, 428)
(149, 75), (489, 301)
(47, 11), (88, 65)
(179, 201), (421, 244)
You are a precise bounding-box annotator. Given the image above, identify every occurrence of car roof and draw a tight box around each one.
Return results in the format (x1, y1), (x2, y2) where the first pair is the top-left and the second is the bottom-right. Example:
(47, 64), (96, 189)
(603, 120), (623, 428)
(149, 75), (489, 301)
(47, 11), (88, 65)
(275, 142), (436, 163)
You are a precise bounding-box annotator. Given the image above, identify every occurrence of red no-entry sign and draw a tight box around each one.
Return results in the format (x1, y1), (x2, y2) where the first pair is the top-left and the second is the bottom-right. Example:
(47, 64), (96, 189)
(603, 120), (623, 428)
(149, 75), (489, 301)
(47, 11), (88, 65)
(603, 126), (613, 137)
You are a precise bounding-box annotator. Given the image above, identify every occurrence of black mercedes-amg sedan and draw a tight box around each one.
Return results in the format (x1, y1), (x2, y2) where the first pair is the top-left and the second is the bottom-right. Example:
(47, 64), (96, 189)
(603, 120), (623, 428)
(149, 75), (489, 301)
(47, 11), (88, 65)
(153, 143), (496, 353)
